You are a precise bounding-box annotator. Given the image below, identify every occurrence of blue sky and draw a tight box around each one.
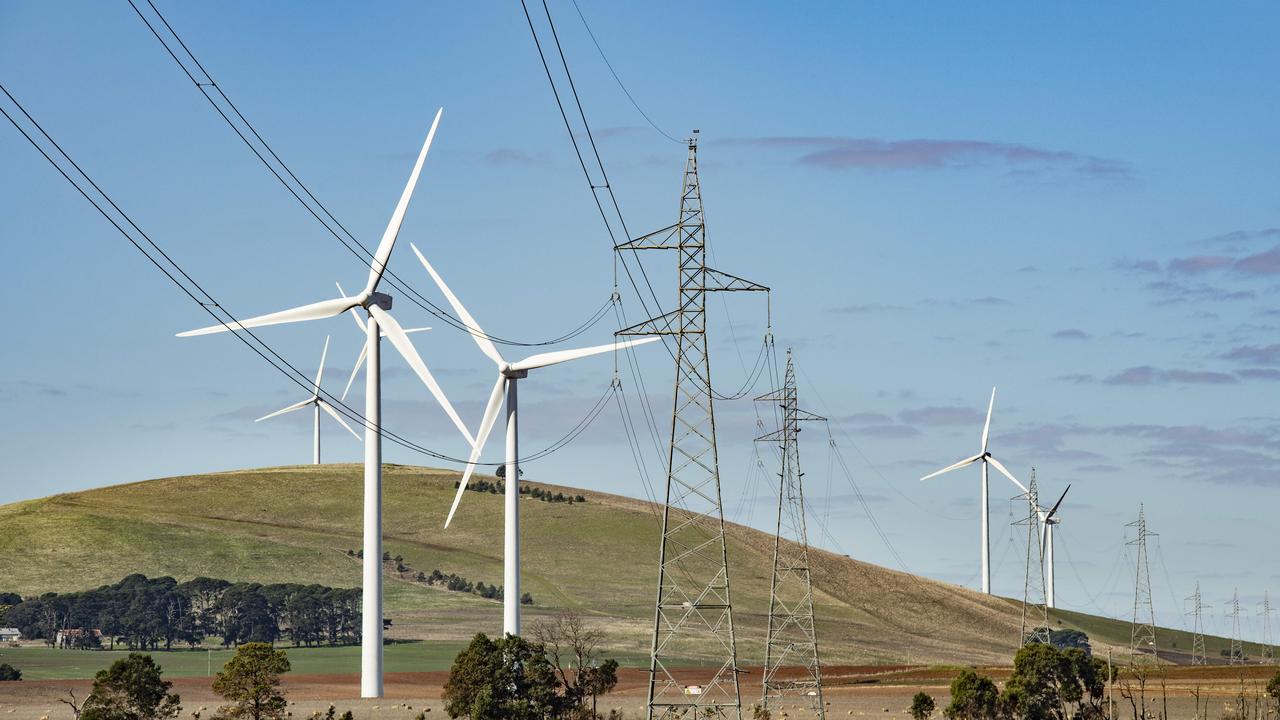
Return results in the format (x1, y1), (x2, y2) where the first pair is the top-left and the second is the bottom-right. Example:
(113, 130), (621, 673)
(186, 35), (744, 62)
(3, 1), (1280, 640)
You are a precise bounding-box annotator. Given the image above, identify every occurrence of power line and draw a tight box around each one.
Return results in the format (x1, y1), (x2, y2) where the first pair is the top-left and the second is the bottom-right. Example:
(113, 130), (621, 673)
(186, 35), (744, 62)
(0, 82), (603, 470)
(126, 0), (612, 349)
(567, 0), (682, 144)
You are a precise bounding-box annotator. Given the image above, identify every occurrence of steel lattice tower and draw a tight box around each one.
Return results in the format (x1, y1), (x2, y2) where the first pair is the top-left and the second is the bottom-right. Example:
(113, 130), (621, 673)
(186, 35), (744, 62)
(1127, 505), (1158, 663)
(618, 133), (768, 720)
(1260, 592), (1275, 662)
(1187, 581), (1208, 666)
(1230, 589), (1244, 665)
(1017, 469), (1051, 647)
(755, 350), (826, 718)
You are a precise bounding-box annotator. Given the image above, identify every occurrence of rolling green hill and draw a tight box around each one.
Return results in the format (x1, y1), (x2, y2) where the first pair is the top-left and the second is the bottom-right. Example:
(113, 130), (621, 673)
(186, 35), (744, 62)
(0, 464), (1229, 666)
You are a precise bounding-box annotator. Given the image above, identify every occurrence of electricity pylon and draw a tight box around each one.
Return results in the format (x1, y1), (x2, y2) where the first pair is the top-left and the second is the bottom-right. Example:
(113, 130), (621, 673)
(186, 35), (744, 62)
(1260, 592), (1275, 663)
(1127, 505), (1158, 664)
(1230, 589), (1244, 665)
(1187, 581), (1209, 666)
(755, 350), (826, 718)
(1017, 469), (1051, 647)
(618, 132), (768, 720)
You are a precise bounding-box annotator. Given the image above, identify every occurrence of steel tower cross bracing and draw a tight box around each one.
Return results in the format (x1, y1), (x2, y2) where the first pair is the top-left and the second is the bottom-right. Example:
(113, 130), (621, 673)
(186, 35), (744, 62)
(1187, 581), (1208, 666)
(1017, 469), (1051, 647)
(754, 350), (826, 718)
(1127, 505), (1158, 664)
(617, 133), (768, 720)
(1230, 589), (1244, 665)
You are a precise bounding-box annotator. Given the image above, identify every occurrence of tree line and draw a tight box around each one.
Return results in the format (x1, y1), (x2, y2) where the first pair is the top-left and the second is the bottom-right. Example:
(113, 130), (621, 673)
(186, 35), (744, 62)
(1, 574), (361, 650)
(457, 480), (586, 505)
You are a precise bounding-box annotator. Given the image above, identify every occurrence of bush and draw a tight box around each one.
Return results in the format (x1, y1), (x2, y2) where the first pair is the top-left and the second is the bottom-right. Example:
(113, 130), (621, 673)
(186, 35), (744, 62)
(911, 691), (935, 720)
(443, 633), (564, 719)
(0, 663), (19, 681)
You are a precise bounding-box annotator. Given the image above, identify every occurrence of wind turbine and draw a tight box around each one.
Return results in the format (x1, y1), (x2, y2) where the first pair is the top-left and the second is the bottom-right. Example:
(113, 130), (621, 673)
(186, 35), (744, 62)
(920, 387), (1022, 594)
(254, 335), (360, 464)
(1003, 472), (1070, 610)
(413, 242), (658, 637)
(178, 108), (472, 698)
(1039, 485), (1068, 609)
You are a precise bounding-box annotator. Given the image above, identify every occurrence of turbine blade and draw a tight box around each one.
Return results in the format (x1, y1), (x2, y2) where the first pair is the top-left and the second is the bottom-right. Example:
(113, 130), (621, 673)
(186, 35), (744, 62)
(337, 282), (367, 334)
(178, 296), (360, 337)
(444, 375), (507, 529)
(409, 243), (504, 366)
(341, 341), (368, 403)
(399, 327), (432, 335)
(986, 455), (1027, 494)
(510, 336), (659, 372)
(318, 399), (361, 440)
(254, 398), (313, 423)
(367, 304), (475, 446)
(364, 108), (443, 295)
(981, 386), (996, 452)
(1044, 484), (1070, 523)
(314, 335), (330, 396)
(919, 453), (984, 482)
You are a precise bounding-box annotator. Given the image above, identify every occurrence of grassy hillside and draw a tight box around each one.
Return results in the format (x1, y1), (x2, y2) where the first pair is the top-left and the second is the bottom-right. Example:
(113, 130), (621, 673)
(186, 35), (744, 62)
(0, 464), (1226, 666)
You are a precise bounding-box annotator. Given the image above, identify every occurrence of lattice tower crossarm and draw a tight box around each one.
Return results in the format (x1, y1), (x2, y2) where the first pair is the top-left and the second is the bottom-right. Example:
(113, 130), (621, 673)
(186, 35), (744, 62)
(754, 350), (826, 717)
(617, 133), (768, 720)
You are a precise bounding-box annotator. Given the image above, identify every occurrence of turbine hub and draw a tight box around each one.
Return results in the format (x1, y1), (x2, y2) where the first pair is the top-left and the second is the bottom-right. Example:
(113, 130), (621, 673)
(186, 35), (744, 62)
(365, 292), (393, 311)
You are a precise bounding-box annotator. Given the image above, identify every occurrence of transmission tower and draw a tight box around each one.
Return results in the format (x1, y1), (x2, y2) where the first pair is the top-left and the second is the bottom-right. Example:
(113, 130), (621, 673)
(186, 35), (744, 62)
(1127, 505), (1158, 663)
(1187, 581), (1209, 666)
(1230, 589), (1244, 665)
(1260, 591), (1275, 663)
(755, 350), (826, 718)
(1016, 469), (1051, 647)
(618, 132), (768, 720)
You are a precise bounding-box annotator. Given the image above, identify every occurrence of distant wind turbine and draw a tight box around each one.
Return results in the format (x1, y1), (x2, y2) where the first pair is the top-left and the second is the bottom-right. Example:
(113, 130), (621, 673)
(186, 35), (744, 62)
(414, 242), (658, 637)
(178, 108), (472, 698)
(920, 387), (1023, 594)
(254, 335), (359, 464)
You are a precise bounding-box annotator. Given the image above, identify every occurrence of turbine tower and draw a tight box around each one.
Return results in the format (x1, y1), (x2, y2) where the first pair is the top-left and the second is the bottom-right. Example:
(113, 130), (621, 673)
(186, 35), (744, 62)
(1127, 505), (1158, 664)
(920, 388), (1022, 594)
(616, 133), (769, 720)
(756, 350), (826, 718)
(1187, 581), (1208, 666)
(254, 335), (360, 463)
(992, 471), (1068, 609)
(1230, 589), (1244, 665)
(1016, 469), (1051, 647)
(179, 110), (474, 698)
(419, 244), (657, 637)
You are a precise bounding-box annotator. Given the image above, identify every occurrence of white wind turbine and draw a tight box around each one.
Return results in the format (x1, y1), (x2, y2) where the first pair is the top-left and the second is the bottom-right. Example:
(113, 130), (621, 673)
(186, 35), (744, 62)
(178, 109), (473, 698)
(254, 335), (360, 464)
(920, 387), (1023, 595)
(413, 243), (658, 636)
(1037, 484), (1069, 609)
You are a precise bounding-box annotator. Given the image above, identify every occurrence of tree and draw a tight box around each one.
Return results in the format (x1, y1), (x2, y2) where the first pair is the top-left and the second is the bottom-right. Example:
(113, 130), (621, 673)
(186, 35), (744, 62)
(211, 642), (291, 720)
(0, 663), (20, 681)
(911, 691), (936, 720)
(531, 612), (619, 713)
(944, 669), (998, 720)
(81, 653), (181, 720)
(443, 633), (565, 720)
